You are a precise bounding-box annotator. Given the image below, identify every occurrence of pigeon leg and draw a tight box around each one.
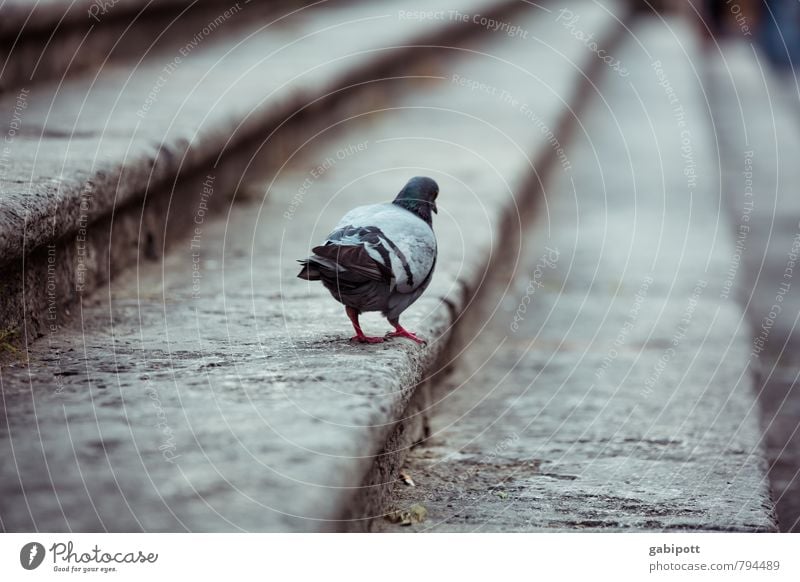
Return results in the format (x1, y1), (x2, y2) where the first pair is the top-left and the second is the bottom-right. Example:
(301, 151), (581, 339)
(385, 320), (427, 345)
(346, 307), (384, 344)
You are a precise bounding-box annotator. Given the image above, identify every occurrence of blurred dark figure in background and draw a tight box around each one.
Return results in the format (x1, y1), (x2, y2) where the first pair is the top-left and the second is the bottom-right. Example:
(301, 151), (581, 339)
(697, 0), (799, 68)
(702, 0), (726, 35)
(759, 0), (800, 67)
(698, 0), (758, 40)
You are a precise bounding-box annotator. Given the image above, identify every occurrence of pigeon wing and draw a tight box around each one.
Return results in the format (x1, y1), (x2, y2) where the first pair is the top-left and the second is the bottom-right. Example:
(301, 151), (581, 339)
(310, 242), (391, 282)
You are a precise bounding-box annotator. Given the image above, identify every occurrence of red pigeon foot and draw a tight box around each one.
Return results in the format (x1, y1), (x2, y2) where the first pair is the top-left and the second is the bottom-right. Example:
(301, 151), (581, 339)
(385, 326), (426, 345)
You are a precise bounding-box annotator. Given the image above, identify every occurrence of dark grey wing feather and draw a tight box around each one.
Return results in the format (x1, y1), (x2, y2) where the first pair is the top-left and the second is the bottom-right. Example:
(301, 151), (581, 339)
(310, 243), (391, 282)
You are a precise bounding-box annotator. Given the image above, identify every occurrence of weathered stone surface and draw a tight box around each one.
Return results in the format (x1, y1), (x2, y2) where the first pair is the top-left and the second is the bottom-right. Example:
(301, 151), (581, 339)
(707, 42), (800, 532)
(376, 16), (777, 532)
(0, 1), (296, 93)
(0, 1), (624, 531)
(0, 0), (200, 36)
(0, 0), (518, 265)
(0, 0), (523, 338)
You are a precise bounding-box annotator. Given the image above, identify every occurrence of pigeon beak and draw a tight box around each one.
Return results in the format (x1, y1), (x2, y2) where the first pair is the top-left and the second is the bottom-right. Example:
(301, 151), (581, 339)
(432, 200), (438, 214)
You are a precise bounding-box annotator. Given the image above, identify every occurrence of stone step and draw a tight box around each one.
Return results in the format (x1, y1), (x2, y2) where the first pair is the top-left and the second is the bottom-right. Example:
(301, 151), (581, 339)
(707, 39), (800, 531)
(0, 0), (629, 531)
(376, 15), (778, 532)
(0, 0), (524, 341)
(0, 0), (311, 92)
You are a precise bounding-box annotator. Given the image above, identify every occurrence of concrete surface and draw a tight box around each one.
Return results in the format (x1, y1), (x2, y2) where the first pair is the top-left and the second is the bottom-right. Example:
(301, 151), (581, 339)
(707, 42), (800, 532)
(0, 0), (216, 36)
(0, 1), (625, 531)
(0, 0), (523, 339)
(0, 0), (302, 93)
(376, 16), (777, 532)
(0, 0), (518, 264)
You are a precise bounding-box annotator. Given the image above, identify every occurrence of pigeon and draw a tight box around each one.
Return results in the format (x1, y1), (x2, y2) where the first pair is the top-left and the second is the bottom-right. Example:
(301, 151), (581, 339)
(298, 176), (439, 344)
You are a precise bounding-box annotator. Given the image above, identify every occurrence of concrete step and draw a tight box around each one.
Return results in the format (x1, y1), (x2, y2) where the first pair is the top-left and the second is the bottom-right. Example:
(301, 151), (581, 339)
(0, 0), (629, 531)
(707, 41), (800, 531)
(0, 0), (309, 93)
(377, 15), (778, 532)
(0, 0), (523, 342)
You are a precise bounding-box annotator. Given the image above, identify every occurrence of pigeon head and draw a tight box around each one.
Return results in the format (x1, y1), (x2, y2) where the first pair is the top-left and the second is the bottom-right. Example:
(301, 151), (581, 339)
(392, 176), (439, 225)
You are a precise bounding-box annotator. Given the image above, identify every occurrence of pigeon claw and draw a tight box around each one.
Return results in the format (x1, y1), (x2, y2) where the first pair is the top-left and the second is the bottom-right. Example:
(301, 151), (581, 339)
(385, 329), (427, 345)
(350, 334), (385, 344)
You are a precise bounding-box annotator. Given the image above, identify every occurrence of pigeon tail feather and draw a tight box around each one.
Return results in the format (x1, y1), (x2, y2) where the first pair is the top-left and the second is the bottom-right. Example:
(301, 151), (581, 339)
(297, 260), (320, 280)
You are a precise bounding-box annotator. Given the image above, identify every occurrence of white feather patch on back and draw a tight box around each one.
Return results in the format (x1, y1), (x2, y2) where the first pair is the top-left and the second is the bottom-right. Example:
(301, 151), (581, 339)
(330, 203), (437, 293)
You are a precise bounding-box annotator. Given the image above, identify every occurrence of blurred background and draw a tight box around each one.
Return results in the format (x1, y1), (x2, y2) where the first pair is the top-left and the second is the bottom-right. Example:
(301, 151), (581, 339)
(0, 0), (798, 533)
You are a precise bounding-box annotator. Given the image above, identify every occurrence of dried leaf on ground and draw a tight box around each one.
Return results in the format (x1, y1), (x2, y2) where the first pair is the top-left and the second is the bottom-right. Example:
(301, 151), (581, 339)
(400, 471), (416, 487)
(384, 503), (428, 526)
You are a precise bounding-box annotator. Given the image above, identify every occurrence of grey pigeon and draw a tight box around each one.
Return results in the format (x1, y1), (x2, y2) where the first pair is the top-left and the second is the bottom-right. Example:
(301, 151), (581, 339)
(298, 176), (439, 344)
